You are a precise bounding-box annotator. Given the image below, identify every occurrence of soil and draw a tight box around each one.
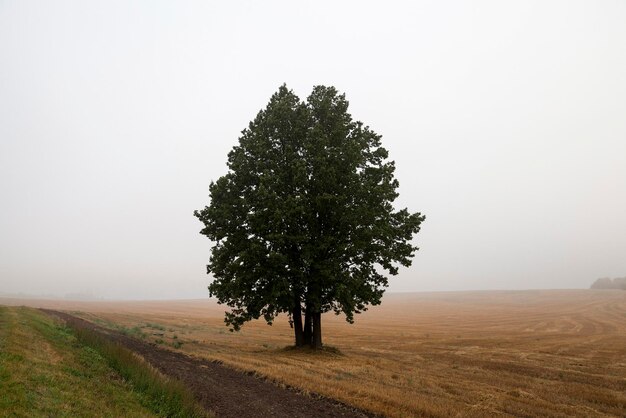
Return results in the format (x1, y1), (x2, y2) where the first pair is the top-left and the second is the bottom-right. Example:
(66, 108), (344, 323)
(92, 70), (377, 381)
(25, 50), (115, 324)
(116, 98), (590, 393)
(41, 309), (375, 418)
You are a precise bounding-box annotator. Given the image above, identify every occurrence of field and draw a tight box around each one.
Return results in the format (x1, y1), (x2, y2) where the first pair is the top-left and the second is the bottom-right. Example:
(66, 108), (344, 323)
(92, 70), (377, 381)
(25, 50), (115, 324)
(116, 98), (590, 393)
(3, 290), (625, 417)
(0, 306), (157, 417)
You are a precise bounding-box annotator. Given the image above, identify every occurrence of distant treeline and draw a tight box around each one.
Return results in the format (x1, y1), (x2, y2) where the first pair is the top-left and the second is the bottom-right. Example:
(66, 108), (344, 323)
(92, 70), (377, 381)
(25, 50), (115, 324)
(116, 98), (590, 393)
(590, 277), (626, 290)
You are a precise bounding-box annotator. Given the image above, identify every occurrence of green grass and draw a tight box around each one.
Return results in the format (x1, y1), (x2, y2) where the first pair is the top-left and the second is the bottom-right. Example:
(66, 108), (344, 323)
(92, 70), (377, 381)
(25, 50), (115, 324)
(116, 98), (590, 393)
(70, 324), (209, 418)
(0, 306), (156, 417)
(145, 323), (166, 331)
(80, 316), (185, 351)
(0, 306), (210, 418)
(90, 317), (148, 340)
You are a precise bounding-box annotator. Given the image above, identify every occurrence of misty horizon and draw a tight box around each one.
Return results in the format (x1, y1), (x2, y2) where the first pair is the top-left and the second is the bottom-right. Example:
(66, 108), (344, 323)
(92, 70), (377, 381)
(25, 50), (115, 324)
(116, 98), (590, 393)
(1, 1), (625, 300)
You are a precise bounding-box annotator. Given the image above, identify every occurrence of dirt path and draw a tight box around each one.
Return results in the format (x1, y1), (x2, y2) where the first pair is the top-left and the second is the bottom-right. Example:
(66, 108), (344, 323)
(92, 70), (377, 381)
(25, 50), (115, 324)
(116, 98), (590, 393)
(42, 309), (375, 418)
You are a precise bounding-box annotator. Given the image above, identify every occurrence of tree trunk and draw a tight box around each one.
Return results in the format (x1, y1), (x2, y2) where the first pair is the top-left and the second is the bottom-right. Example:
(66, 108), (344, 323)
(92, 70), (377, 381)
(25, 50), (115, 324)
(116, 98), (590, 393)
(311, 311), (322, 349)
(303, 303), (312, 346)
(292, 302), (304, 347)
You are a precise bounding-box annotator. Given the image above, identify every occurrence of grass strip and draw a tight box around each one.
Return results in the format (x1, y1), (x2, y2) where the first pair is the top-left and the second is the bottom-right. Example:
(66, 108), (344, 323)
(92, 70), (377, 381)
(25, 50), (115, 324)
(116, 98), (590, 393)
(1, 307), (158, 417)
(68, 322), (210, 418)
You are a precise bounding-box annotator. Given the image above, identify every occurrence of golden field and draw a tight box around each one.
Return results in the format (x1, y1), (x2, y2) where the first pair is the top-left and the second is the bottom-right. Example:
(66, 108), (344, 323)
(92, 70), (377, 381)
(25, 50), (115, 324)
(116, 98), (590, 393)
(3, 289), (625, 417)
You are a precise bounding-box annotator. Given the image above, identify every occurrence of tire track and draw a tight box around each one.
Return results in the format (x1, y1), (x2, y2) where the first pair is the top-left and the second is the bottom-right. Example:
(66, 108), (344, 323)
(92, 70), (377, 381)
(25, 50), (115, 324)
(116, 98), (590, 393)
(42, 309), (375, 418)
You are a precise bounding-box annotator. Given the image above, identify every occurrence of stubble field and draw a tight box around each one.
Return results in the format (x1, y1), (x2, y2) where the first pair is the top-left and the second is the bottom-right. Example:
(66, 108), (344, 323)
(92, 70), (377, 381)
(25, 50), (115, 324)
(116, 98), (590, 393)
(4, 289), (625, 417)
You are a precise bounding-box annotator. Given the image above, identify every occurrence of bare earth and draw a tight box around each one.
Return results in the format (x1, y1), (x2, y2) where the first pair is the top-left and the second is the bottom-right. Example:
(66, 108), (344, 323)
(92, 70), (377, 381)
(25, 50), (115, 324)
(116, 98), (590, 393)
(4, 289), (626, 417)
(42, 309), (373, 418)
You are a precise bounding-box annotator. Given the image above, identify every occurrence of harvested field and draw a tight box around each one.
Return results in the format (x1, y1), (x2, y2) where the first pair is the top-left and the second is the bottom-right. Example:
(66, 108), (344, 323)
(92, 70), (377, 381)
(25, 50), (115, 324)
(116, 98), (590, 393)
(4, 289), (626, 417)
(42, 310), (371, 418)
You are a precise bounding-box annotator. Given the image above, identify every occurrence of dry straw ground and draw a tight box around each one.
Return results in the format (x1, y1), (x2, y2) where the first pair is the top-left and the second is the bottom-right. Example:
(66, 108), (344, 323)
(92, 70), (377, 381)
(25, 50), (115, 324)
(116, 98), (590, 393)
(4, 289), (625, 417)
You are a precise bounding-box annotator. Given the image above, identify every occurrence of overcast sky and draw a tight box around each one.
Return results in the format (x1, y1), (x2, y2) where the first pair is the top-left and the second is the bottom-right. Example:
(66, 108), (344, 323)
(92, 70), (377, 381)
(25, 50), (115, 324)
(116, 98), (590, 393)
(1, 1), (625, 299)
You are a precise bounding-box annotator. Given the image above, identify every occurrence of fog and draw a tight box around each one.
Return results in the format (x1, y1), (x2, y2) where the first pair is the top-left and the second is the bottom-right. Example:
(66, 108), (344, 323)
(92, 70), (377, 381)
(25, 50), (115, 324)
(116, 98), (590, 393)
(1, 1), (625, 300)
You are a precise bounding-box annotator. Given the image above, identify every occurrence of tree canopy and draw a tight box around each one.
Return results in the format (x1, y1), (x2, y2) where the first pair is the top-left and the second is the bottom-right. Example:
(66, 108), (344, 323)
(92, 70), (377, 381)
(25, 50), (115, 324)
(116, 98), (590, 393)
(194, 85), (425, 348)
(590, 277), (626, 290)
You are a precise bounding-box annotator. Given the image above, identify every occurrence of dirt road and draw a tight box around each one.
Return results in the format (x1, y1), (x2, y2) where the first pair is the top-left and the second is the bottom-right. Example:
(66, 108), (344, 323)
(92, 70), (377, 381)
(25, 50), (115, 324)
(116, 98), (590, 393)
(42, 309), (374, 418)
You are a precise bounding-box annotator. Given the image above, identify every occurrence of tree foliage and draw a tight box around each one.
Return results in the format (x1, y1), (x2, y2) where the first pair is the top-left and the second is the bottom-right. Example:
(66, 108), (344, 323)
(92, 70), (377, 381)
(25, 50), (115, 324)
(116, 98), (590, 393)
(194, 85), (425, 348)
(590, 277), (626, 290)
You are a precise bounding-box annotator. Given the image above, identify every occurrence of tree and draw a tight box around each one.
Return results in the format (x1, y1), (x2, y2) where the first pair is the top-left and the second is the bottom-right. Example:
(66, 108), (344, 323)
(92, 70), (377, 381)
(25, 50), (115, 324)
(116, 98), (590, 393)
(590, 277), (626, 290)
(591, 278), (614, 289)
(194, 85), (425, 348)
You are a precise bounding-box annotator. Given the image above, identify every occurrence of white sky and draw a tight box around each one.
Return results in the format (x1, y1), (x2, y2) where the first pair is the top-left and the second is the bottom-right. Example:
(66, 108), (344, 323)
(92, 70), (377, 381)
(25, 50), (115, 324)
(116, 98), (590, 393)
(1, 1), (625, 299)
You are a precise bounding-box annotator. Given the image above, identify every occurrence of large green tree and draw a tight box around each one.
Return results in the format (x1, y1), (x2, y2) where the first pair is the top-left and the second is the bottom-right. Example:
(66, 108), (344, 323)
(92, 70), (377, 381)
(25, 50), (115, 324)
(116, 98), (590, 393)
(194, 85), (424, 348)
